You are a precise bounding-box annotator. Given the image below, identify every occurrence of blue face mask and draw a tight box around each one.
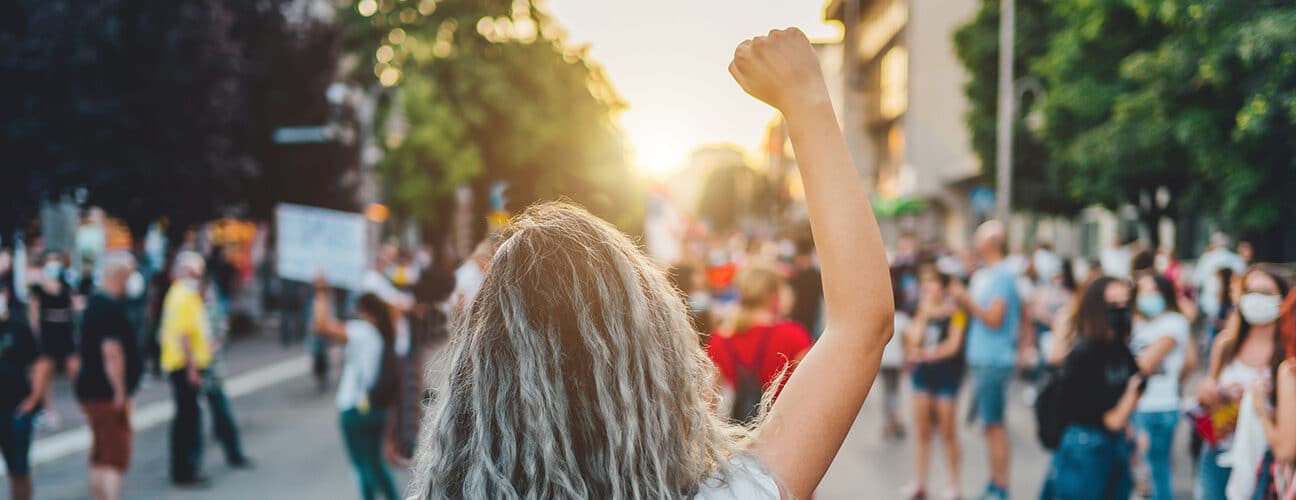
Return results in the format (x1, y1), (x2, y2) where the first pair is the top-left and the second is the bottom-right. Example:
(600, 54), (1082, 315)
(1136, 293), (1166, 318)
(43, 262), (63, 282)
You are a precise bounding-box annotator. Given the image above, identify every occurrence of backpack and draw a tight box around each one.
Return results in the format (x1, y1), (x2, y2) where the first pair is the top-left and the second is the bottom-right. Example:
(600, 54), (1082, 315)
(367, 334), (402, 410)
(1034, 363), (1067, 450)
(727, 327), (775, 424)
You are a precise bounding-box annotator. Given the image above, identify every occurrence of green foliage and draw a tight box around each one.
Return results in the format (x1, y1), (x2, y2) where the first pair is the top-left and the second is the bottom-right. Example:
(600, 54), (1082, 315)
(337, 0), (641, 232)
(953, 0), (1082, 216)
(955, 0), (1296, 252)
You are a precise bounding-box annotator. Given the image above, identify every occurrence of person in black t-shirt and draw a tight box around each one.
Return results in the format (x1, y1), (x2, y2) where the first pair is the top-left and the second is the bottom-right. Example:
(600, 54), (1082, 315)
(0, 286), (53, 500)
(788, 237), (823, 339)
(76, 252), (143, 500)
(29, 250), (80, 430)
(1040, 276), (1146, 500)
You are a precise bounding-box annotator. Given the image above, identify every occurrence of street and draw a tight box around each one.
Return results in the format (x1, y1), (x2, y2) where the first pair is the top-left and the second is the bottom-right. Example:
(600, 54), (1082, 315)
(4, 332), (1200, 499)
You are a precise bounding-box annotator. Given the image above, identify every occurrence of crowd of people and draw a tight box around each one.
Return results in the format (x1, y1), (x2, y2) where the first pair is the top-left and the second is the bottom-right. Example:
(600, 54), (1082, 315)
(2, 27), (1295, 500)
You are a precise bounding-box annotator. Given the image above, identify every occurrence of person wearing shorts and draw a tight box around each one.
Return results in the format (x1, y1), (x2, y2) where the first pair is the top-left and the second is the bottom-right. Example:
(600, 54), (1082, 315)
(75, 253), (142, 500)
(0, 287), (52, 500)
(951, 221), (1022, 500)
(903, 265), (967, 499)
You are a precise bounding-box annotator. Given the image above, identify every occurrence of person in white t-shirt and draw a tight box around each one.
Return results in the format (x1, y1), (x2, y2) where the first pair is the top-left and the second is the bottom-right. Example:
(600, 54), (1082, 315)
(312, 284), (401, 500)
(1129, 273), (1190, 500)
(361, 244), (413, 355)
(448, 240), (493, 316)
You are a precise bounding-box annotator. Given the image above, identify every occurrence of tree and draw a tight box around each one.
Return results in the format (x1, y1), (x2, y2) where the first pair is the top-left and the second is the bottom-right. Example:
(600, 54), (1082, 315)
(1, 0), (349, 241)
(335, 0), (640, 239)
(953, 0), (1082, 217)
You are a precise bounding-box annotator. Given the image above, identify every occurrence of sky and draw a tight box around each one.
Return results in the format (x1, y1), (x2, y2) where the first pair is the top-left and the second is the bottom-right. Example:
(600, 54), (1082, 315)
(545, 0), (840, 174)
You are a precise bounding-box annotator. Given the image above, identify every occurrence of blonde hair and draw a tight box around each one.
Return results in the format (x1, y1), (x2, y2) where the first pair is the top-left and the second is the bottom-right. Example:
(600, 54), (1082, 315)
(722, 265), (784, 334)
(409, 202), (761, 499)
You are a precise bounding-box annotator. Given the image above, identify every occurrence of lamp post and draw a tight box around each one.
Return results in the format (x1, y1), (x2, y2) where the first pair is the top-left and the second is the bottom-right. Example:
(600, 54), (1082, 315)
(994, 0), (1015, 227)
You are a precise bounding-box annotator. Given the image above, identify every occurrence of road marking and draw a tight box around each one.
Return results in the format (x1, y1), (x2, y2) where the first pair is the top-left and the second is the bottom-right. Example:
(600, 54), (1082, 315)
(2, 355), (310, 477)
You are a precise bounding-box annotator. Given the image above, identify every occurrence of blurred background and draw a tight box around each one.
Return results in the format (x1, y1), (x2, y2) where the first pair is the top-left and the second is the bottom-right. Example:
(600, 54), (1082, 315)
(1, 0), (1295, 498)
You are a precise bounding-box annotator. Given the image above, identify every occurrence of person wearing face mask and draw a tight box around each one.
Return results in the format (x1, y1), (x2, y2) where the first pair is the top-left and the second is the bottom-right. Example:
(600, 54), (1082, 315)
(28, 250), (79, 430)
(1252, 289), (1295, 498)
(706, 265), (812, 425)
(0, 286), (53, 500)
(1128, 273), (1190, 500)
(1039, 276), (1146, 500)
(1196, 266), (1291, 500)
(159, 251), (215, 487)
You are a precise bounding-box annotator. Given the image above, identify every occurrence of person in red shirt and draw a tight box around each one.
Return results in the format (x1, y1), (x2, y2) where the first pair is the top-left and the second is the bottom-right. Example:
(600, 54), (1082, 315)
(708, 265), (813, 422)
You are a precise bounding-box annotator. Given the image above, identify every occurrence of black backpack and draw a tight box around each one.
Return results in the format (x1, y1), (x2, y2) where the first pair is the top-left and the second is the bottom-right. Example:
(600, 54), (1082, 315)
(1034, 363), (1067, 450)
(367, 337), (402, 410)
(727, 327), (775, 424)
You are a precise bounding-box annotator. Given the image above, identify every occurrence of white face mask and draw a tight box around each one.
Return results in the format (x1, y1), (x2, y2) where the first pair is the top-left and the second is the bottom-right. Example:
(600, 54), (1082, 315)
(126, 272), (145, 298)
(1238, 293), (1282, 325)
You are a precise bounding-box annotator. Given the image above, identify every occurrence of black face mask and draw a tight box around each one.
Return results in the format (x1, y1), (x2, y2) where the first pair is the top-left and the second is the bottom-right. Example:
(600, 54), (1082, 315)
(1106, 305), (1132, 339)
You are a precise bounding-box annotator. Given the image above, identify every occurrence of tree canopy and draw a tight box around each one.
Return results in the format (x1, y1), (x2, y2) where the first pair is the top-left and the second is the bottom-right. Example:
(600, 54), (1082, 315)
(954, 0), (1296, 256)
(335, 0), (641, 237)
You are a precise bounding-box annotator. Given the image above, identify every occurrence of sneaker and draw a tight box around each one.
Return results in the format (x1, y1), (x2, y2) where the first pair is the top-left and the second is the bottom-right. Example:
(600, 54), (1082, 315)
(174, 475), (212, 489)
(900, 484), (927, 500)
(229, 457), (255, 470)
(943, 487), (962, 500)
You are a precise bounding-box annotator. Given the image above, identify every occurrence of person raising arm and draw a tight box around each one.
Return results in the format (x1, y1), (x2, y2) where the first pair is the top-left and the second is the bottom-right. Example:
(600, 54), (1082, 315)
(729, 27), (894, 499)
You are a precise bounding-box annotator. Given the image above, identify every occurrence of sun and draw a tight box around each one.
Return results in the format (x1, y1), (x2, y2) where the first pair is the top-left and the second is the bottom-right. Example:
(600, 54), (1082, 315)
(624, 121), (689, 177)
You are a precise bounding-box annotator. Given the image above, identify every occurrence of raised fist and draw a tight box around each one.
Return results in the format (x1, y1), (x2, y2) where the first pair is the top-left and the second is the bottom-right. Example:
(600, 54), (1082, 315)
(729, 28), (827, 112)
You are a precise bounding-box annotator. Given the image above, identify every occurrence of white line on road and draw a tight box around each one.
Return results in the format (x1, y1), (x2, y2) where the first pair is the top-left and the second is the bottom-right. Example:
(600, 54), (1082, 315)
(2, 355), (310, 477)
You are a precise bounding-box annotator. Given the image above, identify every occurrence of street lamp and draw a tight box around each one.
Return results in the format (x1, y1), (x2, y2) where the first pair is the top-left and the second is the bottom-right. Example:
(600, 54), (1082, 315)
(994, 0), (1047, 237)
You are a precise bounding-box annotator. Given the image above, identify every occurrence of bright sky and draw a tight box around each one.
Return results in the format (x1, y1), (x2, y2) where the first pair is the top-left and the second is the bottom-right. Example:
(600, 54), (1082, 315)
(545, 0), (840, 174)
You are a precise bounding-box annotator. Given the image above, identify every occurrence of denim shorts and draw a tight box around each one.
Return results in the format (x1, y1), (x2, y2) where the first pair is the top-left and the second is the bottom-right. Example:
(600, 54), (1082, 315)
(0, 413), (35, 477)
(970, 365), (1013, 426)
(911, 364), (962, 400)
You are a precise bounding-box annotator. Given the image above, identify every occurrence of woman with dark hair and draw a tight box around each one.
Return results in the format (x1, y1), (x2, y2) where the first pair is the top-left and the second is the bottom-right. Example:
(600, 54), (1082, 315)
(1040, 276), (1146, 499)
(1129, 273), (1190, 500)
(312, 285), (401, 500)
(903, 265), (966, 499)
(1196, 266), (1290, 500)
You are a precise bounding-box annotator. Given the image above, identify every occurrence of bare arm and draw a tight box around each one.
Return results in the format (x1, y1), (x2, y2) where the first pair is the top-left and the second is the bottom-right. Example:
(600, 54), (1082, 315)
(925, 319), (966, 361)
(966, 298), (1008, 330)
(1197, 333), (1230, 407)
(1135, 337), (1177, 375)
(102, 340), (127, 405)
(312, 287), (348, 343)
(28, 297), (40, 334)
(1103, 375), (1144, 432)
(730, 28), (893, 499)
(1266, 361), (1296, 462)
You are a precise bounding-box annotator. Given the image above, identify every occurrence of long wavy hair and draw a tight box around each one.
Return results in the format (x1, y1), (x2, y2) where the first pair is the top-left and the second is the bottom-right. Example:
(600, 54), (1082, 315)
(409, 203), (757, 499)
(1211, 265), (1290, 380)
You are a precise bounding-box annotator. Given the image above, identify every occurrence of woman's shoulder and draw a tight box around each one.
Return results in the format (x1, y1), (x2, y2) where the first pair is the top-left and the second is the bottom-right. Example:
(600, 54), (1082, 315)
(696, 456), (780, 499)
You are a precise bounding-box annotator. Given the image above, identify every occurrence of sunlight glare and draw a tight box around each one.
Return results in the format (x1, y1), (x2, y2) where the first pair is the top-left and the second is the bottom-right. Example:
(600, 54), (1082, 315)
(626, 123), (688, 177)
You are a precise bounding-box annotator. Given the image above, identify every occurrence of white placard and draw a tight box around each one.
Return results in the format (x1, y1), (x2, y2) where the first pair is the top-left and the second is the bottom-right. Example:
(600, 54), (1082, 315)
(275, 204), (368, 290)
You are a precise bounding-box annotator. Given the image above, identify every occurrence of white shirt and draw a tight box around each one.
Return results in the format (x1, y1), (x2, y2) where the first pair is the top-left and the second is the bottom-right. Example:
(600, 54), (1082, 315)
(695, 457), (780, 499)
(452, 260), (486, 310)
(1130, 312), (1190, 412)
(336, 319), (384, 411)
(881, 312), (910, 368)
(361, 269), (413, 310)
(1193, 249), (1246, 318)
(1100, 246), (1132, 279)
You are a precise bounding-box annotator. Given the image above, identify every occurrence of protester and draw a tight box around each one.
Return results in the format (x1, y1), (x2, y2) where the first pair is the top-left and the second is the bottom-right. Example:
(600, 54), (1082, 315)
(1129, 273), (1190, 500)
(707, 265), (813, 424)
(1194, 233), (1246, 336)
(880, 266), (909, 440)
(1040, 276), (1145, 499)
(75, 252), (143, 500)
(28, 250), (80, 429)
(669, 262), (714, 343)
(159, 251), (214, 487)
(1099, 229), (1135, 279)
(0, 287), (52, 500)
(1196, 266), (1291, 500)
(1253, 290), (1295, 496)
(903, 265), (966, 500)
(949, 220), (1022, 500)
(408, 29), (894, 498)
(199, 274), (252, 470)
(1237, 241), (1254, 267)
(448, 239), (493, 315)
(312, 286), (401, 500)
(787, 237), (822, 338)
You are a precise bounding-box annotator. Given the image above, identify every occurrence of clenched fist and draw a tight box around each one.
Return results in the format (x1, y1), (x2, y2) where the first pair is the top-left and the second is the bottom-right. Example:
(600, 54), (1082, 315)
(729, 28), (829, 113)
